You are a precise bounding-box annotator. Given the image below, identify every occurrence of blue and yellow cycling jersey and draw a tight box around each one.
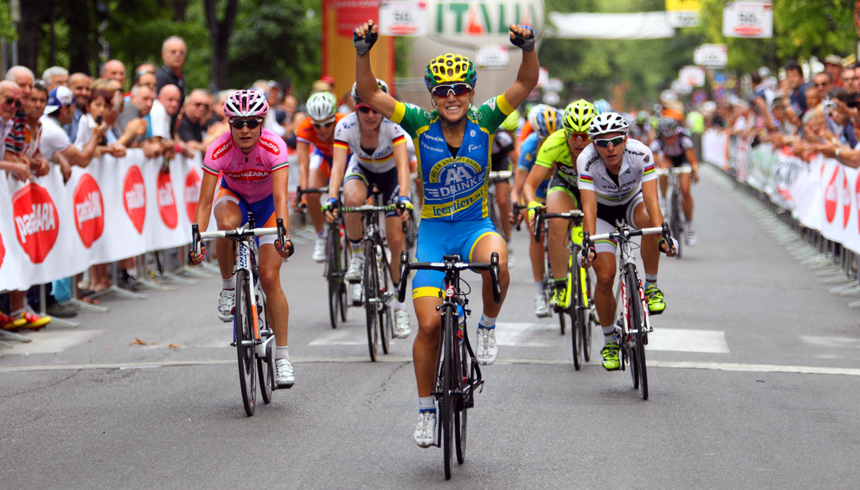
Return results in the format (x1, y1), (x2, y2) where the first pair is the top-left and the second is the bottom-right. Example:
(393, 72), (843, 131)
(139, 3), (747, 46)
(390, 95), (514, 222)
(517, 133), (549, 201)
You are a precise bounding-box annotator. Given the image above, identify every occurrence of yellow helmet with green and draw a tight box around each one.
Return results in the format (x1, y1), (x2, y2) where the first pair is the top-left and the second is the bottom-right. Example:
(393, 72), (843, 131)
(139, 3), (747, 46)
(424, 53), (478, 91)
(500, 110), (520, 131)
(562, 99), (596, 133)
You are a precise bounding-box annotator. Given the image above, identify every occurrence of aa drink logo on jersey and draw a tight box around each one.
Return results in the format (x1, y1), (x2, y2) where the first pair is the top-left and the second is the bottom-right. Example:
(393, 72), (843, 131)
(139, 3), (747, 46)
(73, 174), (105, 248)
(12, 183), (59, 264)
(157, 171), (178, 229)
(123, 166), (146, 234)
(185, 169), (201, 223)
(423, 158), (486, 217)
(824, 166), (839, 223)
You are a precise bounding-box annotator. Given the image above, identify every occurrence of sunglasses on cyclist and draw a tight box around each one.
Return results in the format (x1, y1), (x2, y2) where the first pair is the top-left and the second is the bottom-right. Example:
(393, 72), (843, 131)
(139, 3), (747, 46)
(229, 118), (263, 129)
(593, 136), (625, 148)
(431, 83), (472, 98)
(4, 97), (21, 108)
(566, 131), (589, 141)
(357, 106), (377, 114)
(313, 120), (335, 129)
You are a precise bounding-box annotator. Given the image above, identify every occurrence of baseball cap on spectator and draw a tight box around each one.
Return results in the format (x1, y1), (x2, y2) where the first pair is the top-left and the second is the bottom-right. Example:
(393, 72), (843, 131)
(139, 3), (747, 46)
(311, 80), (333, 93)
(320, 75), (335, 86)
(45, 86), (75, 114)
(824, 54), (844, 67)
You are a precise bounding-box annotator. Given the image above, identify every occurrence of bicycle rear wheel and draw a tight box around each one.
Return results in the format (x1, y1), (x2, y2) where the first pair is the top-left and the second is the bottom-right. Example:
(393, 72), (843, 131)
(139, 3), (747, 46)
(235, 270), (257, 416)
(364, 245), (380, 361)
(625, 264), (648, 400)
(440, 310), (455, 480)
(257, 293), (274, 404)
(571, 270), (583, 371)
(584, 270), (595, 363)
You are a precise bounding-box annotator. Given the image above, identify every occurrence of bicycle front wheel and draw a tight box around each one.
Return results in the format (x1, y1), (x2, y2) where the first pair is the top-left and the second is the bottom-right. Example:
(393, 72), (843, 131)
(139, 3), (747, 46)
(339, 223), (350, 322)
(584, 270), (595, 362)
(455, 326), (469, 464)
(671, 190), (683, 259)
(364, 245), (380, 361)
(625, 264), (648, 400)
(379, 247), (392, 355)
(571, 270), (583, 370)
(441, 310), (455, 480)
(326, 228), (340, 329)
(235, 270), (257, 416)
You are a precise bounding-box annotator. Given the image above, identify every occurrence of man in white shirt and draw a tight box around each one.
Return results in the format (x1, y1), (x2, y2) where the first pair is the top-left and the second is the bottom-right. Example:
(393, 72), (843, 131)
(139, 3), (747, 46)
(144, 84), (181, 159)
(41, 86), (102, 170)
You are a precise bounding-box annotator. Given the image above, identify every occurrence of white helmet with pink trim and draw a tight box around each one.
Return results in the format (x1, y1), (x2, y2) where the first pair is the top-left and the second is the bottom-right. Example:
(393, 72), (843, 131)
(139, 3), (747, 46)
(223, 89), (269, 118)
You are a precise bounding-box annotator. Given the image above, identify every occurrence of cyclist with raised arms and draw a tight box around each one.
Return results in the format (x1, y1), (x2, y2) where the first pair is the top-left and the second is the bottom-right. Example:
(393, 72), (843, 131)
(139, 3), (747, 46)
(511, 104), (562, 317)
(296, 91), (348, 262)
(651, 117), (700, 246)
(190, 90), (296, 388)
(576, 112), (677, 371)
(353, 19), (538, 447)
(322, 79), (413, 338)
(523, 100), (595, 310)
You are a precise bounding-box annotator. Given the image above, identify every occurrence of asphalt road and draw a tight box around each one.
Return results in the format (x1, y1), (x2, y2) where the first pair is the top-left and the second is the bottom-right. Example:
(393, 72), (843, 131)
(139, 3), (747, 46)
(2, 166), (860, 489)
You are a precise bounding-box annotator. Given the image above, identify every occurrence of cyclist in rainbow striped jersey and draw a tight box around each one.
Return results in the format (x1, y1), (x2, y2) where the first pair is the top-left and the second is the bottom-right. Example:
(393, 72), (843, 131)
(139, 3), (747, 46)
(353, 19), (538, 447)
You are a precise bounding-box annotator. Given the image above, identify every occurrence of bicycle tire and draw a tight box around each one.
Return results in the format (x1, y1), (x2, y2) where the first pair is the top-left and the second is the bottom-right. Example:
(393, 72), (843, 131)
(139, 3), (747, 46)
(584, 271), (594, 363)
(339, 223), (350, 322)
(571, 270), (583, 370)
(327, 227), (340, 329)
(379, 246), (391, 355)
(487, 189), (502, 236)
(259, 334), (274, 404)
(625, 264), (648, 400)
(364, 244), (380, 361)
(671, 190), (683, 259)
(455, 336), (468, 464)
(441, 310), (455, 480)
(235, 270), (257, 416)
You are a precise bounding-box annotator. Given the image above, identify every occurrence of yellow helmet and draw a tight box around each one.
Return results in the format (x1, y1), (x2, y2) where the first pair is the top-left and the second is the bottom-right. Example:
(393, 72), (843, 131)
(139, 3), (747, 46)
(424, 53), (478, 90)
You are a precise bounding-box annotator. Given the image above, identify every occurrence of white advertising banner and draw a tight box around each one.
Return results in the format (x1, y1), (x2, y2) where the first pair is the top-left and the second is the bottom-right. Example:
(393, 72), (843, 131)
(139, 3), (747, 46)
(693, 44), (728, 69)
(723, 1), (773, 38)
(379, 1), (429, 36)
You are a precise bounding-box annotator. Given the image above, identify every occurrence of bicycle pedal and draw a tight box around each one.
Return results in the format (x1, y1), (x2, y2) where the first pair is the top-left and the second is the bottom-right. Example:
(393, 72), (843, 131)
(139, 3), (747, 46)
(230, 341), (237, 347)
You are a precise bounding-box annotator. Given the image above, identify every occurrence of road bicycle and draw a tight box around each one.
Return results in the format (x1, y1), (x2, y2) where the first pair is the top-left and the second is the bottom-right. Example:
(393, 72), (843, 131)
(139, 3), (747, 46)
(397, 250), (501, 480)
(296, 186), (350, 329)
(534, 208), (597, 370)
(583, 223), (670, 400)
(656, 167), (692, 259)
(192, 213), (287, 416)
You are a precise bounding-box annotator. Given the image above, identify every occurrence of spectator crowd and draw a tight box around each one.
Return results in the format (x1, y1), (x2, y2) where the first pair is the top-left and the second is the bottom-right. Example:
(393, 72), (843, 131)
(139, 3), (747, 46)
(0, 34), (344, 332)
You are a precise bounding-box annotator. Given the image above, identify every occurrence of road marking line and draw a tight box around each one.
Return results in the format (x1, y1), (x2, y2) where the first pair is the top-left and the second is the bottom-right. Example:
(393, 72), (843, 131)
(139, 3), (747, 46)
(647, 328), (730, 354)
(800, 336), (860, 349)
(3, 358), (860, 377)
(495, 322), (553, 347)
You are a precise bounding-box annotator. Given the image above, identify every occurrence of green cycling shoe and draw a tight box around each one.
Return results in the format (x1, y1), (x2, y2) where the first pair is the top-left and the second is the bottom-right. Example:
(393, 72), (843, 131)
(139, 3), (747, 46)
(601, 342), (620, 371)
(645, 284), (666, 315)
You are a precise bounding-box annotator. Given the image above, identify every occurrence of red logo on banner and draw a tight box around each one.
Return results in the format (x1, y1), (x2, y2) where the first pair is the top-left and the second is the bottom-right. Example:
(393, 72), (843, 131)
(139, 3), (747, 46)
(0, 229), (5, 269)
(328, 0), (380, 37)
(12, 184), (60, 264)
(123, 166), (146, 234)
(824, 166), (839, 223)
(157, 171), (178, 229)
(843, 170), (852, 229)
(185, 169), (201, 223)
(73, 174), (105, 248)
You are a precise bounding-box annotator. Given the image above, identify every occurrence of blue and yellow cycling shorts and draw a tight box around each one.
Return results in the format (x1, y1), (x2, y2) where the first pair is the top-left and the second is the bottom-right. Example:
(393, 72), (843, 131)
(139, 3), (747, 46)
(411, 218), (500, 299)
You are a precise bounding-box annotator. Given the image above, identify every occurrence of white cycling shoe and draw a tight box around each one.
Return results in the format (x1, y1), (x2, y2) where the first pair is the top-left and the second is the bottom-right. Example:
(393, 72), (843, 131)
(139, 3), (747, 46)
(276, 359), (295, 388)
(476, 327), (498, 365)
(394, 310), (411, 338)
(345, 255), (364, 283)
(312, 237), (326, 263)
(414, 411), (437, 447)
(686, 229), (698, 247)
(507, 246), (515, 269)
(534, 293), (550, 318)
(218, 289), (235, 322)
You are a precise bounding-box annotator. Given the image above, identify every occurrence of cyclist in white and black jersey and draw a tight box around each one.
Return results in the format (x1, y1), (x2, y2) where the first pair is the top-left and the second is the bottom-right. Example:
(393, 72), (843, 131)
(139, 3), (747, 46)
(491, 128), (515, 260)
(323, 80), (413, 337)
(577, 112), (677, 371)
(650, 117), (700, 245)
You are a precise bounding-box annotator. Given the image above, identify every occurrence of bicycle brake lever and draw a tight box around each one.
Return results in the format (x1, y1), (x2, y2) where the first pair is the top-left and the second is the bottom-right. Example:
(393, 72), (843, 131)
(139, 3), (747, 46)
(397, 250), (410, 303)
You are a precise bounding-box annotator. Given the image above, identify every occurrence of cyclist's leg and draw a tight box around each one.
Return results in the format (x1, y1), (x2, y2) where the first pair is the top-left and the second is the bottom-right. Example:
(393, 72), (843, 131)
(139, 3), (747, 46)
(630, 196), (665, 313)
(679, 167), (694, 222)
(546, 189), (576, 281)
(306, 151), (330, 236)
(213, 186), (244, 281)
(591, 215), (621, 370)
(468, 222), (509, 365)
(658, 155), (671, 198)
(342, 163), (369, 253)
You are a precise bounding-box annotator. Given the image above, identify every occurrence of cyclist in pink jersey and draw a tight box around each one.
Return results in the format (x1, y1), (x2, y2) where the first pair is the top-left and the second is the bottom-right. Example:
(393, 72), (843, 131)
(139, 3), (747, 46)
(190, 89), (297, 388)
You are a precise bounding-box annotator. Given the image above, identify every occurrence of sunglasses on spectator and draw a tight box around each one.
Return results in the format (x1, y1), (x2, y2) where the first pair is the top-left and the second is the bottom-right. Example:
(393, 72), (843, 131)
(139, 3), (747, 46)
(192, 102), (211, 109)
(566, 131), (589, 141)
(357, 106), (376, 114)
(229, 118), (263, 129)
(4, 98), (21, 108)
(313, 120), (335, 129)
(431, 83), (472, 98)
(815, 82), (829, 88)
(593, 136), (625, 148)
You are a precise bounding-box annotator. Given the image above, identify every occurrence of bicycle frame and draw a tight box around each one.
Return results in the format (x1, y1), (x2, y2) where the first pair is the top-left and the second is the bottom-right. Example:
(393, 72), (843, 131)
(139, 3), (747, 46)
(610, 227), (654, 351)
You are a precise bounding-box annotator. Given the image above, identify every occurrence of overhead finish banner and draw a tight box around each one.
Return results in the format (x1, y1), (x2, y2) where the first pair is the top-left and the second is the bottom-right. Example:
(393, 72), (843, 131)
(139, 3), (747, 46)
(665, 0), (700, 27)
(547, 12), (674, 40)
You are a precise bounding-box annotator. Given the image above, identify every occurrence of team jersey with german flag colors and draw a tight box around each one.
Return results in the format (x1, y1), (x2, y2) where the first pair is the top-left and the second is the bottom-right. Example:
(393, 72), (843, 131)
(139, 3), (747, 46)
(575, 138), (656, 206)
(390, 95), (514, 222)
(333, 113), (406, 173)
(535, 129), (576, 184)
(202, 128), (289, 204)
(296, 113), (347, 158)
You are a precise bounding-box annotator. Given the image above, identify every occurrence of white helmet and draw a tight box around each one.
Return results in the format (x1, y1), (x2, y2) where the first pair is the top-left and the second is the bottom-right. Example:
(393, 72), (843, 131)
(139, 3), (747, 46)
(306, 91), (337, 123)
(588, 112), (630, 138)
(351, 79), (389, 106)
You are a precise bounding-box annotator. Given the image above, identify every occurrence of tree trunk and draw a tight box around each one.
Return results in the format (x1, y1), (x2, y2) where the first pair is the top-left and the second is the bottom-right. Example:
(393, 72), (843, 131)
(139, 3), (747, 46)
(17, 0), (42, 71)
(204, 0), (238, 91)
(171, 0), (188, 22)
(66, 0), (95, 75)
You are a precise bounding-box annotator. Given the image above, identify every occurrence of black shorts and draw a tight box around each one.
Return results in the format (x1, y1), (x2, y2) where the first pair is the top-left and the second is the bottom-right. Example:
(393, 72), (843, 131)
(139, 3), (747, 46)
(344, 162), (401, 218)
(547, 169), (581, 207)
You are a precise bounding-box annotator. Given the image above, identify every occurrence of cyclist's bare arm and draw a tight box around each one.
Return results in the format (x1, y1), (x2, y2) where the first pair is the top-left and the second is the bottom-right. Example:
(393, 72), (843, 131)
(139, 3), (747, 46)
(394, 140), (411, 200)
(511, 167), (528, 206)
(193, 171), (220, 232)
(641, 180), (664, 227)
(502, 25), (539, 110)
(523, 163), (550, 205)
(683, 147), (700, 178)
(273, 168), (290, 233)
(297, 141), (311, 193)
(354, 22), (397, 120)
(328, 144), (349, 201)
(580, 187), (598, 238)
